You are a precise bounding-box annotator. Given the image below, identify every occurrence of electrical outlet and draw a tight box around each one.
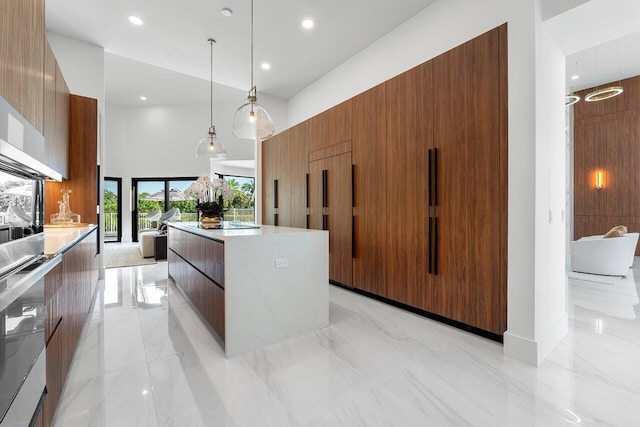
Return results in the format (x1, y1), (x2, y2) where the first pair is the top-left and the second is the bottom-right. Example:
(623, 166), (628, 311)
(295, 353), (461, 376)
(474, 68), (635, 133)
(276, 258), (288, 268)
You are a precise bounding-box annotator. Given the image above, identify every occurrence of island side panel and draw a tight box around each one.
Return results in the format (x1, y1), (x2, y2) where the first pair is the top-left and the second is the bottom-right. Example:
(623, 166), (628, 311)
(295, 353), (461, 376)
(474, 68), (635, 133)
(224, 230), (329, 357)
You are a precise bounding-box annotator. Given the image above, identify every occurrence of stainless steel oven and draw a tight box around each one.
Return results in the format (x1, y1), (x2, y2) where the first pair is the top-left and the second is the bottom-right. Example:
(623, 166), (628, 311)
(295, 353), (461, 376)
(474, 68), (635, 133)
(0, 94), (62, 426)
(0, 251), (59, 426)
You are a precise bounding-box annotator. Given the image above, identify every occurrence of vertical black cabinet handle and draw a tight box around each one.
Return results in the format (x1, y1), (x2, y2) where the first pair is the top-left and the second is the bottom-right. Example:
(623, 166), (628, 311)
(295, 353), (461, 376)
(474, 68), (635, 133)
(352, 216), (356, 258)
(305, 173), (310, 208)
(274, 179), (279, 226)
(428, 217), (433, 274)
(433, 217), (439, 275)
(322, 169), (328, 208)
(274, 179), (279, 209)
(428, 149), (433, 207)
(322, 214), (328, 231)
(433, 148), (438, 207)
(351, 164), (355, 208)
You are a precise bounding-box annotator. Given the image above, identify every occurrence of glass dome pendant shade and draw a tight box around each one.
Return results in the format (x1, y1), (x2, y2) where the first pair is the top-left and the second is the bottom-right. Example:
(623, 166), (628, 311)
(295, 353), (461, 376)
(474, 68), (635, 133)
(196, 125), (226, 158)
(196, 38), (226, 159)
(233, 86), (274, 139)
(232, 0), (275, 140)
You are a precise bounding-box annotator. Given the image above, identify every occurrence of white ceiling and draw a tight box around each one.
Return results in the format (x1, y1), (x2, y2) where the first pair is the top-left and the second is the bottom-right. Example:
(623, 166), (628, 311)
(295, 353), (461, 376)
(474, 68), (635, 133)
(46, 0), (437, 101)
(47, 0), (640, 108)
(545, 0), (640, 93)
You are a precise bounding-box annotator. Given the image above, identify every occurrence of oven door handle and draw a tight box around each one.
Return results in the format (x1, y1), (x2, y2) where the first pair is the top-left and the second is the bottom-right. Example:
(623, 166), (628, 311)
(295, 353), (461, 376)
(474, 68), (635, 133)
(0, 254), (61, 313)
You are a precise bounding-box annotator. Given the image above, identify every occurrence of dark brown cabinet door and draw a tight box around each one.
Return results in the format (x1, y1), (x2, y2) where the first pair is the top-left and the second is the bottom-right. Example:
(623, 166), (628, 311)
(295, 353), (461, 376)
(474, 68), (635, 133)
(263, 124), (309, 228)
(386, 62), (434, 308)
(308, 100), (352, 153)
(309, 153), (352, 286)
(432, 25), (507, 334)
(285, 122), (309, 229)
(262, 137), (278, 225)
(45, 95), (96, 224)
(352, 84), (388, 296)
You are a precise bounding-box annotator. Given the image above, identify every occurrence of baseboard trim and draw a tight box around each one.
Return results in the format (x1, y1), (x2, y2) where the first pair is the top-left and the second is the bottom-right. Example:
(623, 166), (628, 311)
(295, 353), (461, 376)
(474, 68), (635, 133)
(503, 331), (538, 365)
(537, 312), (568, 362)
(330, 281), (504, 343)
(504, 312), (568, 366)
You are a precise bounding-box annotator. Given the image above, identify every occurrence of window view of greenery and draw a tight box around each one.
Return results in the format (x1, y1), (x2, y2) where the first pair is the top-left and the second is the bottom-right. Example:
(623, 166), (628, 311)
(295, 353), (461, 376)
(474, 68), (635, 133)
(222, 176), (255, 222)
(104, 179), (119, 242)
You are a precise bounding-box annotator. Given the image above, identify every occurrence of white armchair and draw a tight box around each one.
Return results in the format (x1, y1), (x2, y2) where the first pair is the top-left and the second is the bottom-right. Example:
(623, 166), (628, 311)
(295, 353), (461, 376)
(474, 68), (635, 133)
(139, 208), (181, 258)
(571, 233), (639, 276)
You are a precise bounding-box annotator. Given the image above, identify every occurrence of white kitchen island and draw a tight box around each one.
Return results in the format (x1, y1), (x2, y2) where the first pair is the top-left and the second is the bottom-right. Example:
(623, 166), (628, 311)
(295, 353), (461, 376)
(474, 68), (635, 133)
(167, 222), (329, 357)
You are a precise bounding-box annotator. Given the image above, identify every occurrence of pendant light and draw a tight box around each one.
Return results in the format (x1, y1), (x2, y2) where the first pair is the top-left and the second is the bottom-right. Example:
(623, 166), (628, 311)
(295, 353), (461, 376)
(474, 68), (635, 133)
(232, 0), (274, 140)
(196, 39), (227, 158)
(585, 43), (624, 103)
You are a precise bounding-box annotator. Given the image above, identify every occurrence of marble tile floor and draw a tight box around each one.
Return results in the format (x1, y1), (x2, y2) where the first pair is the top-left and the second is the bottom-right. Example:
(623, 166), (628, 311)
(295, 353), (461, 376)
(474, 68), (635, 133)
(51, 261), (640, 426)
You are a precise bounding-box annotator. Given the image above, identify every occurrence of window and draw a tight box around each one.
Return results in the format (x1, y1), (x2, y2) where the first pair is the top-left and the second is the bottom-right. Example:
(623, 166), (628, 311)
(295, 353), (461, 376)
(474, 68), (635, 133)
(132, 177), (197, 241)
(219, 174), (255, 222)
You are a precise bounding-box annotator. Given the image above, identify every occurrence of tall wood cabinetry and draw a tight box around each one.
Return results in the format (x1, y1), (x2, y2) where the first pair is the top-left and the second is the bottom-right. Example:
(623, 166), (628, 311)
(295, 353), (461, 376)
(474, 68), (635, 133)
(309, 152), (353, 286)
(263, 24), (507, 336)
(386, 63), (433, 307)
(262, 122), (309, 227)
(45, 95), (99, 224)
(0, 0), (44, 133)
(352, 84), (388, 297)
(430, 26), (507, 333)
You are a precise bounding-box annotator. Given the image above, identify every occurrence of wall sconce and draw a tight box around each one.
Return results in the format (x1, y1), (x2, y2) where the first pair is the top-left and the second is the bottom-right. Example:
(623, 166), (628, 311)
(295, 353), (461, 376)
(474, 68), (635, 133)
(595, 171), (604, 190)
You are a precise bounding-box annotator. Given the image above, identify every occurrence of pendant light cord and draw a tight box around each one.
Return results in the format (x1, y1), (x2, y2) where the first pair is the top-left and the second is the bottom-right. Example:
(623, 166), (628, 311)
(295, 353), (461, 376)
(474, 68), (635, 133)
(250, 0), (254, 91)
(209, 39), (214, 129)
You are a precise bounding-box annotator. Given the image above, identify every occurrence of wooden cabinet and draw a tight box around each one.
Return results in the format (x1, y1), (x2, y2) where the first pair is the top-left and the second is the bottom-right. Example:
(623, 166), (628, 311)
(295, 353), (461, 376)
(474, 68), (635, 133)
(262, 25), (507, 336)
(309, 153), (352, 286)
(45, 95), (98, 224)
(43, 39), (70, 179)
(0, 0), (44, 133)
(168, 227), (225, 340)
(279, 122), (309, 228)
(262, 135), (279, 225)
(42, 229), (99, 427)
(308, 99), (352, 153)
(352, 84), (388, 296)
(262, 122), (309, 228)
(385, 63), (434, 307)
(431, 25), (507, 334)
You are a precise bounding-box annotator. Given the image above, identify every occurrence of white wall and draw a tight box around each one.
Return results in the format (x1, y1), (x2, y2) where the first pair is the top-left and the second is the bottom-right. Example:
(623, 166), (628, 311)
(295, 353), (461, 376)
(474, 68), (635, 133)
(105, 95), (286, 242)
(47, 33), (105, 113)
(286, 0), (567, 365)
(533, 3), (568, 362)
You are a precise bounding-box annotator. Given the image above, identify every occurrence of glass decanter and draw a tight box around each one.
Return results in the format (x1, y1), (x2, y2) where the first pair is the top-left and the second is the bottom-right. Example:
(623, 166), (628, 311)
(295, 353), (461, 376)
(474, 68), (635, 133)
(50, 189), (81, 224)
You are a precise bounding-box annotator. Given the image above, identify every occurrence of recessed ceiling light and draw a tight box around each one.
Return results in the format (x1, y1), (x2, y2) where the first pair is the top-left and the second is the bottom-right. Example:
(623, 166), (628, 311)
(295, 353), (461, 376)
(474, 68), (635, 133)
(221, 8), (233, 17)
(140, 96), (147, 101)
(128, 15), (144, 26)
(261, 63), (271, 70)
(302, 19), (314, 29)
(571, 74), (579, 80)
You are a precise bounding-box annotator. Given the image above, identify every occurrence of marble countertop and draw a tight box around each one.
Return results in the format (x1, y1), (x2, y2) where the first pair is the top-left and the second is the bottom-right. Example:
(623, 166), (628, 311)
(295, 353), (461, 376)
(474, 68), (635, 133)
(44, 224), (97, 255)
(169, 221), (325, 243)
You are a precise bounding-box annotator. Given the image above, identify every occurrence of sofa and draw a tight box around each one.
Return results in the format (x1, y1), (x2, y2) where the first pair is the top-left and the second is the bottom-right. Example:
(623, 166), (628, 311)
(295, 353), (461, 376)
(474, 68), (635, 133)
(139, 208), (180, 258)
(571, 232), (639, 276)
